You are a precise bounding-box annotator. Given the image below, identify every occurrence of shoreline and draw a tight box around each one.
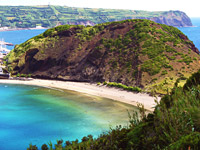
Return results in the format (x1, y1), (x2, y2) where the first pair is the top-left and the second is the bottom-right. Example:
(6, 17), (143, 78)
(0, 27), (48, 32)
(0, 79), (160, 112)
(0, 24), (195, 32)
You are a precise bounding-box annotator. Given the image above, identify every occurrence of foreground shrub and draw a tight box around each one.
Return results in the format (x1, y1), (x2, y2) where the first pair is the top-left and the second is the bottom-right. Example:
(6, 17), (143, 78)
(167, 132), (200, 150)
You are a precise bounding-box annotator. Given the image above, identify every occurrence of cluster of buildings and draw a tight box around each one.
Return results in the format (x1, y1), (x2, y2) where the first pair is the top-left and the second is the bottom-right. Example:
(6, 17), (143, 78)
(0, 39), (12, 78)
(0, 39), (12, 64)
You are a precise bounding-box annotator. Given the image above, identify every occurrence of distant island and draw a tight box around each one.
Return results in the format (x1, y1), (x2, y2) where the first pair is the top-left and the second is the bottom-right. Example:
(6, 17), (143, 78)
(4, 19), (200, 94)
(0, 5), (192, 29)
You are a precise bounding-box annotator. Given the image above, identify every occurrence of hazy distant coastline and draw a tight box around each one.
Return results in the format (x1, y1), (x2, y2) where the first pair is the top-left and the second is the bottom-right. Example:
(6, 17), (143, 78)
(0, 6), (193, 28)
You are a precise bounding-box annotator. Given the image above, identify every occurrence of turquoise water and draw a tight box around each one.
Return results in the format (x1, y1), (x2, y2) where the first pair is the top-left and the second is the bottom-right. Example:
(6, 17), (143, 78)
(0, 84), (135, 150)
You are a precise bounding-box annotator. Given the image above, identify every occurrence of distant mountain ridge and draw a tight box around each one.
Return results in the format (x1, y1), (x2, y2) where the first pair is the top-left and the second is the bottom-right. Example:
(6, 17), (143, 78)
(5, 19), (200, 93)
(0, 5), (192, 28)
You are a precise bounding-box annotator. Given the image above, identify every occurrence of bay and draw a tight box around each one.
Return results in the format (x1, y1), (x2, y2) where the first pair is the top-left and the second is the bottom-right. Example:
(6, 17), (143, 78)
(0, 84), (135, 150)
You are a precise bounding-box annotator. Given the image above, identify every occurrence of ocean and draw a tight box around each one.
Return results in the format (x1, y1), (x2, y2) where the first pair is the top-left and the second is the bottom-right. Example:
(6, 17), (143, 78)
(178, 17), (200, 50)
(0, 29), (46, 50)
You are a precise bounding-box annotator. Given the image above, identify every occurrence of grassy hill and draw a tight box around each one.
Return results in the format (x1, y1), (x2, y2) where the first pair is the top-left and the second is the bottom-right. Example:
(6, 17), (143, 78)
(4, 19), (200, 94)
(0, 5), (192, 28)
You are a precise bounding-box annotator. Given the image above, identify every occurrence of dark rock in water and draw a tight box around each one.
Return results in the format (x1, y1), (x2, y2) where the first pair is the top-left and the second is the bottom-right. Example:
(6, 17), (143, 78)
(0, 74), (9, 79)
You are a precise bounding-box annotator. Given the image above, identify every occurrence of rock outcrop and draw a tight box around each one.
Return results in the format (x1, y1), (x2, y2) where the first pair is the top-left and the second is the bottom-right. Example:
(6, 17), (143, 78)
(148, 11), (192, 27)
(5, 19), (200, 93)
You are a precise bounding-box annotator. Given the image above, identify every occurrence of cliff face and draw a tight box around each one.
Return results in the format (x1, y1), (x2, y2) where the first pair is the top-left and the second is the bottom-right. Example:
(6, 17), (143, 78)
(5, 19), (200, 93)
(148, 11), (192, 27)
(64, 10), (193, 27)
(65, 11), (193, 27)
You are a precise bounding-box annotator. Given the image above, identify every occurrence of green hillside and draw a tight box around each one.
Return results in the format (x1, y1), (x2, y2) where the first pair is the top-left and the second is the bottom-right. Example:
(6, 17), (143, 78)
(4, 19), (200, 94)
(0, 5), (192, 28)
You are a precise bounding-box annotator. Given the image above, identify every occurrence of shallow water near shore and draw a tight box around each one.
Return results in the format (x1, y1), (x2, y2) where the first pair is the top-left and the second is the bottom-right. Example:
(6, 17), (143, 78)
(0, 84), (136, 150)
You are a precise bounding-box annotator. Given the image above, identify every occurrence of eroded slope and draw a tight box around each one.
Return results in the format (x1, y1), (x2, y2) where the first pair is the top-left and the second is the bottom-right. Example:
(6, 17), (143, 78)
(5, 19), (200, 93)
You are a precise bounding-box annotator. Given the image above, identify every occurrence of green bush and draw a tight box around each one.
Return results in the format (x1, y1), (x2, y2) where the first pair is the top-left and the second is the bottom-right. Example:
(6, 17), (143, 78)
(161, 70), (168, 75)
(41, 144), (48, 150)
(55, 24), (71, 33)
(193, 57), (198, 61)
(103, 81), (107, 85)
(33, 34), (44, 41)
(167, 132), (200, 150)
(16, 73), (20, 77)
(20, 74), (26, 77)
(141, 59), (162, 75)
(105, 82), (141, 92)
(183, 69), (200, 90)
(43, 28), (56, 37)
(97, 82), (101, 85)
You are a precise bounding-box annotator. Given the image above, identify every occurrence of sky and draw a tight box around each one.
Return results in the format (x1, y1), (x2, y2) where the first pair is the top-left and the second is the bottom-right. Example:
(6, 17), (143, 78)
(0, 0), (199, 17)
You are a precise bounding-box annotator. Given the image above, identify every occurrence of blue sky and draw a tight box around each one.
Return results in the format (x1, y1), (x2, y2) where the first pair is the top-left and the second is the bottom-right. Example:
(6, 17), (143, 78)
(0, 0), (199, 17)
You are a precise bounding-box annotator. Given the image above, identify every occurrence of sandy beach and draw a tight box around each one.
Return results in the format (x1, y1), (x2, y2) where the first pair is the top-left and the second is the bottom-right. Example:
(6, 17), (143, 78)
(0, 79), (160, 111)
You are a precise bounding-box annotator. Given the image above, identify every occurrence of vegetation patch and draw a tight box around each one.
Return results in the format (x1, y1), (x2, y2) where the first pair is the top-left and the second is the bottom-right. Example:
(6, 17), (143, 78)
(101, 82), (142, 92)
